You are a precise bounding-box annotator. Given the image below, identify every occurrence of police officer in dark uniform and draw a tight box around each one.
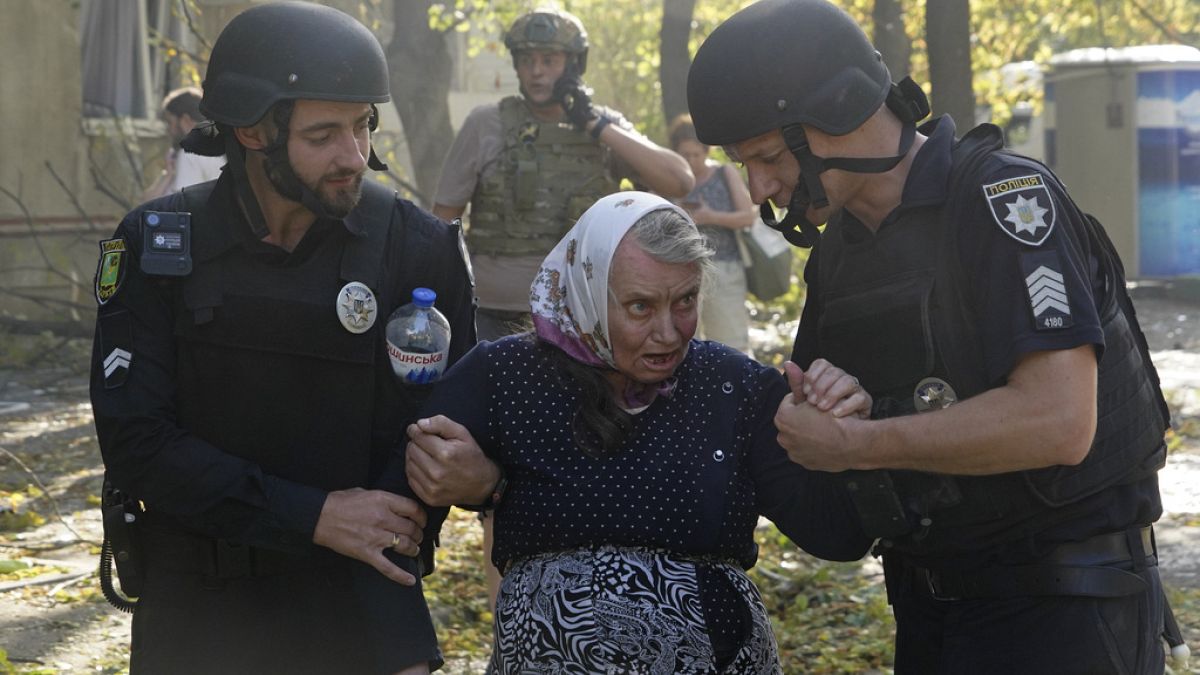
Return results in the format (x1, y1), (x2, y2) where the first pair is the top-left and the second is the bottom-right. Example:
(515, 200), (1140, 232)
(89, 3), (476, 673)
(688, 1), (1175, 672)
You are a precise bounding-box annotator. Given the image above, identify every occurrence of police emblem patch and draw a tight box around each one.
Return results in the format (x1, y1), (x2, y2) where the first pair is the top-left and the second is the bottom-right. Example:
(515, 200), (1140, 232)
(336, 281), (378, 334)
(982, 174), (1057, 246)
(95, 238), (127, 305)
(1019, 250), (1074, 331)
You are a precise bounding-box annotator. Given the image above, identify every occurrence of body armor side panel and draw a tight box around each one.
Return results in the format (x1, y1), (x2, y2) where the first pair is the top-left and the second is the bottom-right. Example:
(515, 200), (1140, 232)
(816, 125), (1168, 555)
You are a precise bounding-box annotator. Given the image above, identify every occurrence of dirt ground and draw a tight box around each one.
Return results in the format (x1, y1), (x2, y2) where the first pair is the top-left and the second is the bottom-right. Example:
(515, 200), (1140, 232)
(0, 290), (1197, 673)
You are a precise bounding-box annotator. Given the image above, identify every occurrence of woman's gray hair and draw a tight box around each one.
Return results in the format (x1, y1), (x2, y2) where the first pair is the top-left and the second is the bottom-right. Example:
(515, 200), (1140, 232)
(627, 207), (715, 284)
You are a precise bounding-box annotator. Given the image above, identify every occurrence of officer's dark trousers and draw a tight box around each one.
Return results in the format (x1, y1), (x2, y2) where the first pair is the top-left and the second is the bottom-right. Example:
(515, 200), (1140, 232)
(129, 524), (438, 674)
(887, 560), (1165, 674)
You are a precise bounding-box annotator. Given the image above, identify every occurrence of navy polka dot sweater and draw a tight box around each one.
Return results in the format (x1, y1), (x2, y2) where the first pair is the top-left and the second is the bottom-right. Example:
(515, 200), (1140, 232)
(420, 336), (871, 569)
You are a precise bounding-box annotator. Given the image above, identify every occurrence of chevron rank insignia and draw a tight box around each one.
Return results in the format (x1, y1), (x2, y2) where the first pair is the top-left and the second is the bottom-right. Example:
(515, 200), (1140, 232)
(103, 347), (132, 382)
(982, 174), (1056, 246)
(1020, 250), (1073, 331)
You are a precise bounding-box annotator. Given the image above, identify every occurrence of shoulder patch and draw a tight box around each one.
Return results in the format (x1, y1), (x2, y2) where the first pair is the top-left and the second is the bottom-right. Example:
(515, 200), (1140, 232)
(1019, 250), (1074, 331)
(95, 238), (127, 305)
(981, 174), (1057, 246)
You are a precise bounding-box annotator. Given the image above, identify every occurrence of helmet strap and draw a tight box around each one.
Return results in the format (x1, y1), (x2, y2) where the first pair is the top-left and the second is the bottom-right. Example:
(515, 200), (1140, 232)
(225, 133), (270, 239)
(367, 105), (388, 171)
(768, 114), (918, 248)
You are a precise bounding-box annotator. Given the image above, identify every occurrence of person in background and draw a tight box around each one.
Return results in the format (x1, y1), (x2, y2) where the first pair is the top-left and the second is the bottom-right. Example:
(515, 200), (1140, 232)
(399, 191), (873, 673)
(89, 4), (475, 672)
(668, 114), (757, 354)
(432, 7), (693, 342)
(687, 0), (1175, 672)
(140, 86), (225, 201)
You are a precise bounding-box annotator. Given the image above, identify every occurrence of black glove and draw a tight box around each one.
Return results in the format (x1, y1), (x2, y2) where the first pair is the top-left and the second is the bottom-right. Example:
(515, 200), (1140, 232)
(553, 75), (597, 130)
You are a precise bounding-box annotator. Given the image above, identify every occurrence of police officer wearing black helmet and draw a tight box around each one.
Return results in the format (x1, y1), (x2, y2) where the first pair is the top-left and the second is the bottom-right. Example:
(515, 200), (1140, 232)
(689, 0), (1175, 672)
(89, 3), (477, 673)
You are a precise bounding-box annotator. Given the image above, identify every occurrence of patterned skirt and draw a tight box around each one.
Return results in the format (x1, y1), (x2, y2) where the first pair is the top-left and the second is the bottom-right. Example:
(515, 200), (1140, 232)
(489, 546), (781, 674)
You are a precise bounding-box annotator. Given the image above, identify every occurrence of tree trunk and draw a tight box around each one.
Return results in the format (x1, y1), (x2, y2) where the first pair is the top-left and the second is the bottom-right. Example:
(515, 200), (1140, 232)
(659, 0), (696, 127)
(925, 0), (974, 127)
(386, 0), (454, 208)
(872, 0), (911, 81)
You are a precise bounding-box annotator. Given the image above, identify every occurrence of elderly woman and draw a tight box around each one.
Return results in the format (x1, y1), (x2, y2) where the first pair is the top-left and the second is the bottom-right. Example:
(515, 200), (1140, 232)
(404, 192), (873, 673)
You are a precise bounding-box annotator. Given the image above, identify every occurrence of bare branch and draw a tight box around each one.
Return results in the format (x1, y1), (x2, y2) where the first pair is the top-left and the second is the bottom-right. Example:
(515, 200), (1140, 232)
(44, 162), (99, 231)
(0, 445), (99, 547)
(175, 0), (212, 53)
(0, 185), (80, 289)
(1125, 0), (1187, 43)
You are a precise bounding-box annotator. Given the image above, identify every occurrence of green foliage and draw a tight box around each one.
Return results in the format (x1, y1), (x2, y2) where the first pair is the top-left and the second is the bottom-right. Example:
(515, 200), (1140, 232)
(0, 486), (48, 533)
(0, 648), (16, 675)
(751, 523), (894, 673)
(424, 510), (494, 666)
(429, 0), (1200, 139)
(0, 561), (67, 583)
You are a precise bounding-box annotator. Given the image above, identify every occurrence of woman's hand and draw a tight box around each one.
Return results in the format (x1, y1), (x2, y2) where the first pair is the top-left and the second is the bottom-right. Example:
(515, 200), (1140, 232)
(773, 360), (872, 472)
(783, 359), (871, 419)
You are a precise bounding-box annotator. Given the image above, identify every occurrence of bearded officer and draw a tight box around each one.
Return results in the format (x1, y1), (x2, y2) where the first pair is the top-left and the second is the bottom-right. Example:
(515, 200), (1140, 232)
(89, 3), (475, 673)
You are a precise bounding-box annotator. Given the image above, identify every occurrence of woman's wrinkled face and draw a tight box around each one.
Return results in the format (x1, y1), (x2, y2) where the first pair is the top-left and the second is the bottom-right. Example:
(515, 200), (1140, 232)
(607, 236), (701, 384)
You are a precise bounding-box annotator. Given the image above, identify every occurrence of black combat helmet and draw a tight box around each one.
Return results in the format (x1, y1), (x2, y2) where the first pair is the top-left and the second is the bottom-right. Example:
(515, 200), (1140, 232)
(504, 9), (590, 75)
(183, 2), (391, 229)
(688, 0), (892, 146)
(687, 0), (928, 247)
(200, 1), (390, 127)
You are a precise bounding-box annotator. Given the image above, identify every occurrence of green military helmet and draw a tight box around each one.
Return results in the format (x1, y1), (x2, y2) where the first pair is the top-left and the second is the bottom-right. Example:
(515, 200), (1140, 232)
(504, 8), (590, 74)
(200, 1), (390, 128)
(687, 0), (892, 146)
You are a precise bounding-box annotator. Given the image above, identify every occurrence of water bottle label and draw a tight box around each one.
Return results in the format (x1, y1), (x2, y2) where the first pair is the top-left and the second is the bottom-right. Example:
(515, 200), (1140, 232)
(387, 342), (447, 384)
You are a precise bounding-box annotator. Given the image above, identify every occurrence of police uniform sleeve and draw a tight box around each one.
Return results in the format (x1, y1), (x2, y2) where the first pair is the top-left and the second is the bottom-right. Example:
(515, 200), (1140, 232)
(957, 162), (1105, 385)
(90, 205), (326, 553)
(745, 360), (872, 562)
(373, 342), (493, 576)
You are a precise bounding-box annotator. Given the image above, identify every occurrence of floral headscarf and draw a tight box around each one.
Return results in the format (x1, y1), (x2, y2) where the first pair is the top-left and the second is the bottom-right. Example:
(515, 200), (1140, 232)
(530, 191), (692, 405)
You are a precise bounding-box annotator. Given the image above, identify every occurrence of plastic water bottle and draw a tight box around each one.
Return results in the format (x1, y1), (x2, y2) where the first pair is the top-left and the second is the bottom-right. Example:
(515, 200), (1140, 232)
(385, 288), (451, 384)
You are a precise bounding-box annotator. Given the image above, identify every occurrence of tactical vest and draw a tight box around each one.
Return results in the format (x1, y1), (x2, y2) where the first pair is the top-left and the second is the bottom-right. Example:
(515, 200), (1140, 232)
(171, 180), (413, 492)
(815, 122), (1169, 554)
(467, 96), (619, 256)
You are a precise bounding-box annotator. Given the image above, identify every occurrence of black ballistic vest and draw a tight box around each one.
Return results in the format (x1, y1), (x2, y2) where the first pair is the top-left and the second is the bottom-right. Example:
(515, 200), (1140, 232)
(815, 124), (1169, 555)
(171, 180), (411, 493)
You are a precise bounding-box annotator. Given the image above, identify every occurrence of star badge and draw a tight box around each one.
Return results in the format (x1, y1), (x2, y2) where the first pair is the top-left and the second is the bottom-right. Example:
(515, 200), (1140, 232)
(1004, 194), (1049, 235)
(982, 173), (1058, 246)
(336, 281), (377, 334)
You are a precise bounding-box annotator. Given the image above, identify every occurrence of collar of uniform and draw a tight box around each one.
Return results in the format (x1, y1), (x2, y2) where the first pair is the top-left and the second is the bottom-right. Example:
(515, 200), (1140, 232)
(207, 173), (366, 253)
(191, 172), (242, 263)
(832, 115), (957, 240)
(898, 114), (957, 208)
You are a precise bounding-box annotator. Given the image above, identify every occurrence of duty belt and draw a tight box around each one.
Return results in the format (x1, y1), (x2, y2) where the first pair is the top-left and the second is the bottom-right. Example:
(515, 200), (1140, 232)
(903, 527), (1155, 601)
(141, 519), (339, 585)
